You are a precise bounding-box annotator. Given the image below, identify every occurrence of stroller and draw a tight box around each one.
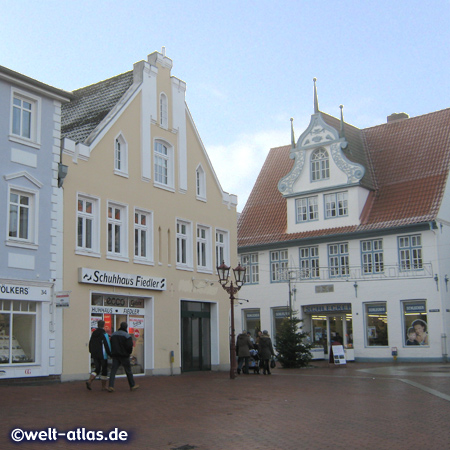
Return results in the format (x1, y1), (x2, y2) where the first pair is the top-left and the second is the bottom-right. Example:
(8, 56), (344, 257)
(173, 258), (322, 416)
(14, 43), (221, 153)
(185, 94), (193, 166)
(248, 349), (260, 374)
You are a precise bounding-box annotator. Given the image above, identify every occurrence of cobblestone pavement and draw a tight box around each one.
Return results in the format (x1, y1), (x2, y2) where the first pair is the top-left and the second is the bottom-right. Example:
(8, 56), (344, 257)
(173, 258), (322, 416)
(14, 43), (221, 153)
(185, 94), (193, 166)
(1, 361), (450, 450)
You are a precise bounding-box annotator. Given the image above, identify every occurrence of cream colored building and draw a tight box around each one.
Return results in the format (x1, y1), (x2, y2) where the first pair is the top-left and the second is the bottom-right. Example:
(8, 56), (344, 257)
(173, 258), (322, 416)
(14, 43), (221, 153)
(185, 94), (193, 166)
(60, 50), (238, 381)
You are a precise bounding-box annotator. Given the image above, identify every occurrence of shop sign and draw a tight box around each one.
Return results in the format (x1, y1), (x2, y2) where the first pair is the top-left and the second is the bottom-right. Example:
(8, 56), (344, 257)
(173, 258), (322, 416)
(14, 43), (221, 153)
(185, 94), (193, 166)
(405, 303), (426, 313)
(304, 303), (352, 314)
(367, 305), (386, 314)
(274, 310), (290, 318)
(0, 283), (52, 301)
(246, 312), (260, 319)
(79, 268), (166, 291)
(54, 291), (71, 307)
(91, 306), (145, 315)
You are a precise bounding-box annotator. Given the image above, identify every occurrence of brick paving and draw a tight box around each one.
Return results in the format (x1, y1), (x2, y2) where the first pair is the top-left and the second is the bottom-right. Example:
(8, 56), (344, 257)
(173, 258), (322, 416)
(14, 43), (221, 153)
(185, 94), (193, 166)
(1, 361), (450, 450)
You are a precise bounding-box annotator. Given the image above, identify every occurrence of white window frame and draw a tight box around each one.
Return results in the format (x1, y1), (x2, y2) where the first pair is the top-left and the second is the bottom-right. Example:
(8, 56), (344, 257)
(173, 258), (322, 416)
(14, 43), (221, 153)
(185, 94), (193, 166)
(76, 193), (100, 256)
(296, 196), (319, 223)
(311, 148), (329, 181)
(134, 208), (154, 265)
(270, 249), (289, 283)
(241, 253), (259, 284)
(325, 191), (348, 219)
(299, 246), (320, 279)
(215, 229), (229, 267)
(176, 219), (193, 270)
(10, 88), (41, 148)
(160, 92), (168, 129)
(114, 133), (128, 177)
(107, 201), (128, 261)
(398, 234), (423, 271)
(361, 239), (384, 274)
(7, 186), (38, 248)
(154, 140), (174, 190)
(196, 224), (212, 273)
(328, 242), (349, 278)
(196, 164), (207, 202)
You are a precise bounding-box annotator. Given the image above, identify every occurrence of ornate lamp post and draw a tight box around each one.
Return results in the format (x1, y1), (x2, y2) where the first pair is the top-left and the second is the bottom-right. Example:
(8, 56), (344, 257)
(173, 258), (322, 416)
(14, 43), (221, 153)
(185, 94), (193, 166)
(217, 261), (246, 379)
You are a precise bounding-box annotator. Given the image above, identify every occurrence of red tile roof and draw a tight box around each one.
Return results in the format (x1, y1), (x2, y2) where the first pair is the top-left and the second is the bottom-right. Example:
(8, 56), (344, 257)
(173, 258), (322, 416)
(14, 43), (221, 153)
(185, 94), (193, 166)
(238, 108), (450, 248)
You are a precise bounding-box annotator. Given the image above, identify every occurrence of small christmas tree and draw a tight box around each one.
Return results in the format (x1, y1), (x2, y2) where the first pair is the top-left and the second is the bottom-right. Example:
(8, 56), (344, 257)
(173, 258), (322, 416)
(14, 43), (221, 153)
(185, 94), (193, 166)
(275, 313), (312, 368)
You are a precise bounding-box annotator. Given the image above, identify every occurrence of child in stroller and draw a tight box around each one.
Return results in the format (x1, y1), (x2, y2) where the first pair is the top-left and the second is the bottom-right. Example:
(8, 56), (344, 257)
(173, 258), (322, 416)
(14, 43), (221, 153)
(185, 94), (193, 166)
(248, 348), (260, 374)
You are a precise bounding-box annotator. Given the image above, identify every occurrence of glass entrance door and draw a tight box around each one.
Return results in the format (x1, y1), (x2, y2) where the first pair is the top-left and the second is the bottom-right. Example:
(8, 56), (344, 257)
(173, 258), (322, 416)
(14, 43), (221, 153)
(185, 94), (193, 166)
(181, 302), (211, 372)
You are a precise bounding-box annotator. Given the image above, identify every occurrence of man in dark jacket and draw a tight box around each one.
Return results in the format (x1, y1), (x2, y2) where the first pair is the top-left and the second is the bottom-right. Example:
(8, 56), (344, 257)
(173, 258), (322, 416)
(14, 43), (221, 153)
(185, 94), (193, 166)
(86, 320), (112, 391)
(107, 322), (139, 392)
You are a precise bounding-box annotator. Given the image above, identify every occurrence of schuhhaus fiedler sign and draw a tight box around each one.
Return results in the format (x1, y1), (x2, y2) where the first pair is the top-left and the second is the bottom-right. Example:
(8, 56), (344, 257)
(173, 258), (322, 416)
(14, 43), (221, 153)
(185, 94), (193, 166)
(79, 268), (166, 291)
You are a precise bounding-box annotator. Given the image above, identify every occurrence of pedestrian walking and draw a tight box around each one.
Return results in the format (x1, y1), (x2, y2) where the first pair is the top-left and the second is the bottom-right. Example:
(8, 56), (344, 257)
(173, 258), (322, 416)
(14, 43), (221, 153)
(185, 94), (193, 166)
(86, 319), (111, 391)
(107, 322), (139, 392)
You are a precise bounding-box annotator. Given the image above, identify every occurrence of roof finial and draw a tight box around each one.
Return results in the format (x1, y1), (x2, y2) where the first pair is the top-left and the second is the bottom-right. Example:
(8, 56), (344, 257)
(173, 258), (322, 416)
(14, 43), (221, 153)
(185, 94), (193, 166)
(339, 104), (345, 139)
(313, 77), (319, 113)
(290, 118), (295, 149)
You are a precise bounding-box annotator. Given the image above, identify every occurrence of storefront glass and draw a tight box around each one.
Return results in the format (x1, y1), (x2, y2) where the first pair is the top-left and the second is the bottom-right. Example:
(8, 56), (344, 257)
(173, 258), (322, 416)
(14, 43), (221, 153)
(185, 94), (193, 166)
(90, 294), (146, 374)
(365, 302), (388, 346)
(272, 308), (290, 344)
(0, 300), (36, 364)
(243, 310), (260, 341)
(402, 300), (428, 346)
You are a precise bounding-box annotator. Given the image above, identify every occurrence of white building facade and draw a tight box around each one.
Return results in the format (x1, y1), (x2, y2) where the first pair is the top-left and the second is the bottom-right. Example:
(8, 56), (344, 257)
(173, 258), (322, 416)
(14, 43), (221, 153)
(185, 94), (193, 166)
(237, 83), (450, 362)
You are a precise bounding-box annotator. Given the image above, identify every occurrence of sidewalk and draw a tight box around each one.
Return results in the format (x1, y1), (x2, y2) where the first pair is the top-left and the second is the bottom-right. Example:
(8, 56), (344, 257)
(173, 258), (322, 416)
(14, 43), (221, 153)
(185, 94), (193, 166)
(2, 361), (450, 450)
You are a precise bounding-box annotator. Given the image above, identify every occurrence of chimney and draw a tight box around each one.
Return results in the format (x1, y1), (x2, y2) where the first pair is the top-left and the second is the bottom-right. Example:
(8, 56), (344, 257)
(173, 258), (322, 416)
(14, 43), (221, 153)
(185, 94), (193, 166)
(387, 112), (409, 123)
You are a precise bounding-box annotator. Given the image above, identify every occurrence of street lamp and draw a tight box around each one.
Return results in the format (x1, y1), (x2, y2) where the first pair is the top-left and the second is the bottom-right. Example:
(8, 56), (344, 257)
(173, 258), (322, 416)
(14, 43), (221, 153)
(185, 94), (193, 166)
(217, 261), (246, 379)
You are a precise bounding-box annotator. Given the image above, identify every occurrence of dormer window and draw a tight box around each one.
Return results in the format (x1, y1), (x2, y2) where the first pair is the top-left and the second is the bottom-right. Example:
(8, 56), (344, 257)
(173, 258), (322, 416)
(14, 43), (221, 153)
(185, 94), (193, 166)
(160, 93), (168, 129)
(311, 148), (329, 181)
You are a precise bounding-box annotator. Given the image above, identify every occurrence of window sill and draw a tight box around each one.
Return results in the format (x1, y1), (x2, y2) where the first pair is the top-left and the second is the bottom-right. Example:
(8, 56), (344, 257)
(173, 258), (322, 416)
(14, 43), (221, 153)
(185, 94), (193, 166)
(5, 240), (38, 250)
(154, 182), (175, 193)
(75, 249), (101, 258)
(106, 254), (130, 263)
(9, 135), (41, 150)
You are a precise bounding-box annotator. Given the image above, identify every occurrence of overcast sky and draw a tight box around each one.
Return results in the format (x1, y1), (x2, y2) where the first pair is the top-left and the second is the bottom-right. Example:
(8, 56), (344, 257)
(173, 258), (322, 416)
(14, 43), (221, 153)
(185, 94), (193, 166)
(2, 1), (449, 211)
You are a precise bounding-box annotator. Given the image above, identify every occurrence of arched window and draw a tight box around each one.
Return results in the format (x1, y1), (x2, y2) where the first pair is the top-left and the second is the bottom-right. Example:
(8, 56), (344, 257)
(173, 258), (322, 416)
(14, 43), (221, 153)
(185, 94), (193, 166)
(160, 93), (168, 129)
(196, 164), (206, 201)
(311, 148), (330, 181)
(114, 133), (128, 176)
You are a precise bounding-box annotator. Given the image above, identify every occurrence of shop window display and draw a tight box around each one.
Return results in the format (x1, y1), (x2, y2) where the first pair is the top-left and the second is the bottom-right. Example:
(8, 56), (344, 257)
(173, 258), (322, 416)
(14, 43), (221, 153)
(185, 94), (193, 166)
(365, 303), (388, 346)
(403, 300), (428, 346)
(90, 295), (145, 375)
(0, 300), (36, 364)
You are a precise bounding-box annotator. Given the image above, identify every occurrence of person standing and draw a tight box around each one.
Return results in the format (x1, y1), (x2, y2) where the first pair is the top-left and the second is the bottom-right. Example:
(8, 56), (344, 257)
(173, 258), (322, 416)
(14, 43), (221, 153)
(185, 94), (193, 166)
(236, 330), (253, 374)
(259, 330), (275, 375)
(107, 322), (139, 392)
(86, 319), (111, 391)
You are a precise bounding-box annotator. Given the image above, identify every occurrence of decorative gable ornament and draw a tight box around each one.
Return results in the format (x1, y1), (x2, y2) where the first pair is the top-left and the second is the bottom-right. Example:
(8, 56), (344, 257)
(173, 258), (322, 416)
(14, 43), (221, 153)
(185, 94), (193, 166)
(278, 111), (365, 196)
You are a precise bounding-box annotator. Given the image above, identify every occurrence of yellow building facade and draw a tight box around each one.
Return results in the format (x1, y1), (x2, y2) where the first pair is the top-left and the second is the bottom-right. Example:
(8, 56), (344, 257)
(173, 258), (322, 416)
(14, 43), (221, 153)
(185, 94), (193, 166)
(60, 50), (237, 381)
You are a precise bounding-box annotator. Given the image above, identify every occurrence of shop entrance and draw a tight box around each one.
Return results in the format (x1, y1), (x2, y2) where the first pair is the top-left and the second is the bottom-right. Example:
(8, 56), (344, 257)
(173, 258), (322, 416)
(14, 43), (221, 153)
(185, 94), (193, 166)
(181, 301), (211, 372)
(311, 313), (353, 354)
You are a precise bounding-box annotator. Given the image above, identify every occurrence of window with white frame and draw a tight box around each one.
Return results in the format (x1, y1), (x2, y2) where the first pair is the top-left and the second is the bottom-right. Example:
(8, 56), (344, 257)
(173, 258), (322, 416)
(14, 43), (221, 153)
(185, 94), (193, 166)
(325, 191), (348, 218)
(77, 194), (100, 254)
(296, 196), (318, 223)
(215, 229), (229, 266)
(361, 239), (384, 274)
(107, 202), (128, 258)
(8, 189), (36, 244)
(398, 235), (423, 271)
(270, 249), (288, 282)
(177, 220), (193, 269)
(114, 134), (128, 176)
(365, 302), (388, 347)
(196, 165), (206, 201)
(197, 225), (212, 272)
(241, 253), (259, 284)
(160, 93), (168, 129)
(134, 209), (153, 263)
(328, 243), (349, 277)
(154, 140), (174, 189)
(11, 90), (40, 145)
(299, 246), (320, 279)
(311, 148), (329, 181)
